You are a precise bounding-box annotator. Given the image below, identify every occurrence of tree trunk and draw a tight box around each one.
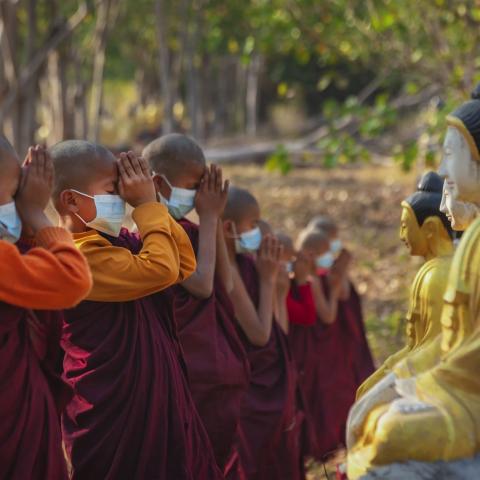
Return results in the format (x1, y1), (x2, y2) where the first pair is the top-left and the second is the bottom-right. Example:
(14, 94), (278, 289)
(0, 1), (19, 149)
(89, 0), (119, 143)
(245, 54), (261, 137)
(19, 0), (38, 154)
(155, 0), (174, 133)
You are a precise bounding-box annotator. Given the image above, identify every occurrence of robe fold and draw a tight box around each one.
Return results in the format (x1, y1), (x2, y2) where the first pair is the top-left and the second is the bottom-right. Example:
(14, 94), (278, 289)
(172, 219), (250, 471)
(235, 254), (305, 480)
(0, 302), (67, 480)
(62, 229), (223, 480)
(288, 273), (373, 460)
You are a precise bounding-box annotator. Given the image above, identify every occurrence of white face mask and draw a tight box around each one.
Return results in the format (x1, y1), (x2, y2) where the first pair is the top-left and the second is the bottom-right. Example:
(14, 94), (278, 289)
(233, 224), (262, 254)
(0, 201), (22, 244)
(157, 174), (196, 220)
(71, 190), (126, 238)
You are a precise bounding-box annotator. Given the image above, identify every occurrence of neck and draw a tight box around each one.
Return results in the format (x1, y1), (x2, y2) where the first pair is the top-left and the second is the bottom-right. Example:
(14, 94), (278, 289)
(424, 234), (453, 261)
(60, 213), (89, 234)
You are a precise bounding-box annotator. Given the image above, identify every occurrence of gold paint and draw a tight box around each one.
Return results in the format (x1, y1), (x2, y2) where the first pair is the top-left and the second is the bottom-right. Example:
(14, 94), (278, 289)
(356, 206), (453, 398)
(348, 217), (480, 478)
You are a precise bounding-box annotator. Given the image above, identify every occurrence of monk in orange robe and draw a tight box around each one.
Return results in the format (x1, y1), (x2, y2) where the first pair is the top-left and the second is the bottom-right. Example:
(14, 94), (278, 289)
(51, 141), (223, 480)
(0, 140), (92, 480)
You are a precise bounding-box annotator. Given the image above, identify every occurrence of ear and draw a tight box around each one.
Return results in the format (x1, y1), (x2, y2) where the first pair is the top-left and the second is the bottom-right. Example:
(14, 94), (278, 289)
(223, 219), (235, 237)
(421, 216), (440, 239)
(59, 190), (81, 214)
(153, 174), (170, 199)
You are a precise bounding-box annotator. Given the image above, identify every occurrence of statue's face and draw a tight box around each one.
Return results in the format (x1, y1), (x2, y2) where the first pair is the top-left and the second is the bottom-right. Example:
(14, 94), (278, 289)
(440, 180), (479, 231)
(438, 127), (480, 203)
(400, 206), (427, 257)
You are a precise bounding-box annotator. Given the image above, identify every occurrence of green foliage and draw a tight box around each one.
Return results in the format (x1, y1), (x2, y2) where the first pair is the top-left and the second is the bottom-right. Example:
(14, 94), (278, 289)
(265, 144), (293, 175)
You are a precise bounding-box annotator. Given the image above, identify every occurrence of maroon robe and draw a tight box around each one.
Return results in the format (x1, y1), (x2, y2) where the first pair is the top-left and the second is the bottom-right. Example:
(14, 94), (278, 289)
(0, 302), (67, 480)
(172, 219), (250, 471)
(235, 254), (305, 480)
(61, 229), (223, 480)
(289, 273), (373, 460)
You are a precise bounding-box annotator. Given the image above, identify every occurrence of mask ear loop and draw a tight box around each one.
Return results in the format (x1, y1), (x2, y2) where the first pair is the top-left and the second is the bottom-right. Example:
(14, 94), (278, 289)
(68, 190), (96, 226)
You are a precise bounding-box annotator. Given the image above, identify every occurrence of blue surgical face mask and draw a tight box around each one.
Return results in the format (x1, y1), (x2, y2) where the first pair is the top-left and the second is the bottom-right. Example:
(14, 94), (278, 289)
(285, 261), (294, 273)
(0, 201), (22, 244)
(234, 224), (262, 254)
(316, 251), (334, 269)
(330, 238), (342, 254)
(158, 174), (196, 220)
(71, 190), (126, 238)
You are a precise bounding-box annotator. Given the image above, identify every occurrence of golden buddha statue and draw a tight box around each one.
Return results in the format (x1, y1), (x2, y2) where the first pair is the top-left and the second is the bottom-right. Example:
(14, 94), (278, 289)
(356, 172), (454, 399)
(347, 83), (480, 478)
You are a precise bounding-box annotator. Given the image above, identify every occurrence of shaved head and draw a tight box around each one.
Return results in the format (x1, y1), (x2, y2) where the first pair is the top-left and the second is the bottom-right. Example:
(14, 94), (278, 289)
(296, 228), (329, 252)
(143, 133), (205, 179)
(276, 232), (294, 251)
(223, 186), (259, 223)
(0, 136), (21, 204)
(258, 219), (273, 236)
(50, 140), (117, 196)
(0, 135), (19, 164)
(307, 215), (337, 235)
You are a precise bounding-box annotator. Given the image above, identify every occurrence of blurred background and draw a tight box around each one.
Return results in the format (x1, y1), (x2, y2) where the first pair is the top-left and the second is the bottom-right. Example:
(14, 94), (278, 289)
(1, 0), (478, 386)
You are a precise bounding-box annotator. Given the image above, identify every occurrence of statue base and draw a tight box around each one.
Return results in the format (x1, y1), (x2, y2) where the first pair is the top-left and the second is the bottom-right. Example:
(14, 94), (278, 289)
(358, 454), (480, 479)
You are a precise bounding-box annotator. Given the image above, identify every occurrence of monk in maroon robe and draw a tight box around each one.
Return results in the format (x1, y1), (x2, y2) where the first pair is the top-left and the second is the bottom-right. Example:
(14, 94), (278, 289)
(288, 226), (373, 459)
(143, 136), (251, 473)
(223, 186), (305, 480)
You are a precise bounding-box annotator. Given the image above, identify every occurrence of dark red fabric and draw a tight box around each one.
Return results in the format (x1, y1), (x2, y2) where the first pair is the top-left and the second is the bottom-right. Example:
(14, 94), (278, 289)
(287, 284), (316, 326)
(235, 254), (305, 480)
(61, 228), (223, 480)
(288, 274), (373, 460)
(340, 284), (375, 384)
(172, 218), (250, 470)
(0, 302), (67, 480)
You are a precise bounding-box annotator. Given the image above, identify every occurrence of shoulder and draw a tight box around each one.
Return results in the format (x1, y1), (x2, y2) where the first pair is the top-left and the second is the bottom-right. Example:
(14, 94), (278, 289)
(73, 230), (112, 251)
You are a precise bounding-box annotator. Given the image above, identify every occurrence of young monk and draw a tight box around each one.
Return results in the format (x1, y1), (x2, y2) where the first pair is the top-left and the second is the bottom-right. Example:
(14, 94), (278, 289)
(0, 140), (92, 480)
(50, 140), (223, 480)
(307, 216), (374, 384)
(143, 134), (250, 475)
(288, 228), (358, 460)
(223, 187), (305, 480)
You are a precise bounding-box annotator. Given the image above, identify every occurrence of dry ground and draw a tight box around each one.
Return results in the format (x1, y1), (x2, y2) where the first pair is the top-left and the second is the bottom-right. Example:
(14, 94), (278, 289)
(222, 162), (421, 363)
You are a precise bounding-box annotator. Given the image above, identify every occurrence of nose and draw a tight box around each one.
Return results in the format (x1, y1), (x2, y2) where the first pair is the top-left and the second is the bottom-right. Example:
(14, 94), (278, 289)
(438, 157), (448, 178)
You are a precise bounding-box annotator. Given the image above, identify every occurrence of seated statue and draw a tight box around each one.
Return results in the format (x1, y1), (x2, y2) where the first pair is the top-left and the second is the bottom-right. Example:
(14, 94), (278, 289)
(347, 83), (480, 479)
(356, 171), (453, 399)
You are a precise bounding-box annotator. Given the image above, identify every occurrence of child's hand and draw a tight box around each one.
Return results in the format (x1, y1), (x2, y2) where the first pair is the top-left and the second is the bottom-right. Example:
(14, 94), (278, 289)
(256, 235), (283, 283)
(331, 248), (352, 278)
(16, 145), (54, 233)
(293, 251), (313, 284)
(118, 152), (157, 207)
(276, 263), (291, 300)
(195, 164), (229, 219)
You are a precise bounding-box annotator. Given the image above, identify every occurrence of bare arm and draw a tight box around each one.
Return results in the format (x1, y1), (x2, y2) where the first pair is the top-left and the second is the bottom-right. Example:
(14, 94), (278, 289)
(310, 274), (341, 325)
(181, 165), (229, 298)
(216, 219), (234, 293)
(229, 235), (281, 346)
(275, 264), (291, 334)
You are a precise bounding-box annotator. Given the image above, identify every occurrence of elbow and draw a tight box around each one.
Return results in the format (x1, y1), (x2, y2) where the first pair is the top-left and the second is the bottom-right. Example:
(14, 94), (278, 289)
(57, 271), (93, 308)
(250, 329), (270, 347)
(195, 284), (214, 299)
